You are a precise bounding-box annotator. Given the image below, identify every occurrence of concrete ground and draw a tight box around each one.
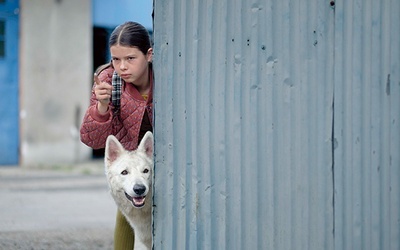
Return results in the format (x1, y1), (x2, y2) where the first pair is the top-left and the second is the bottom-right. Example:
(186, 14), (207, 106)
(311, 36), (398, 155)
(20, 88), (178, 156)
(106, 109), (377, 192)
(0, 161), (117, 250)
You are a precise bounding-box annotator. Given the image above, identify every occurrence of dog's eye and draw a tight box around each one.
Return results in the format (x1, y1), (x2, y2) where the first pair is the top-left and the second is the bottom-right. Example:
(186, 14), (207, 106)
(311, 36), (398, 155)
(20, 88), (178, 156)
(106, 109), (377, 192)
(143, 169), (149, 174)
(121, 170), (128, 175)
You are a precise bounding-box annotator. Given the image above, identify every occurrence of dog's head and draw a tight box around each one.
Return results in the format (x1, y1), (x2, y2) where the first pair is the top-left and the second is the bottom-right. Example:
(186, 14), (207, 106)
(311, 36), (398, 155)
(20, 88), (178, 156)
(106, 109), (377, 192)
(105, 131), (154, 208)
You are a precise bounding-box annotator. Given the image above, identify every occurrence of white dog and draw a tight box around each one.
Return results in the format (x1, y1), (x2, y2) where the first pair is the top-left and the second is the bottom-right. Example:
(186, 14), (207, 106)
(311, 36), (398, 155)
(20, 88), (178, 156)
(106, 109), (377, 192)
(105, 131), (153, 250)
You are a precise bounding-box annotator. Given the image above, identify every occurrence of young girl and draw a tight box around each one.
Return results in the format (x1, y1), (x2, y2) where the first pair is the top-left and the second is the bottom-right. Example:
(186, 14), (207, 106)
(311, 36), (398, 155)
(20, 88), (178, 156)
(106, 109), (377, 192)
(80, 21), (153, 250)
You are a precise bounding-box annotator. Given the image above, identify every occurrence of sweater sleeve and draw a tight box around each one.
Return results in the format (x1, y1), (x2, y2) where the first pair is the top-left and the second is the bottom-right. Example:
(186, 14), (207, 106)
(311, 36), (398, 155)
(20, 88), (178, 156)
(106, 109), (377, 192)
(79, 69), (114, 149)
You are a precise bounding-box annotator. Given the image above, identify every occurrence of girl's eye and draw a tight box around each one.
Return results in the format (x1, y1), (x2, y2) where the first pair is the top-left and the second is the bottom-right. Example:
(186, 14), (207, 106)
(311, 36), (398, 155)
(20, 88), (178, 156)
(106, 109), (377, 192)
(121, 170), (128, 175)
(143, 169), (149, 174)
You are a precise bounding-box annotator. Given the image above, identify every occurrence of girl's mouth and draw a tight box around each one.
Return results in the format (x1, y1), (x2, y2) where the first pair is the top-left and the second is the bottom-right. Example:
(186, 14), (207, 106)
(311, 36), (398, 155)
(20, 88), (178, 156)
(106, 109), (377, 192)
(120, 74), (131, 78)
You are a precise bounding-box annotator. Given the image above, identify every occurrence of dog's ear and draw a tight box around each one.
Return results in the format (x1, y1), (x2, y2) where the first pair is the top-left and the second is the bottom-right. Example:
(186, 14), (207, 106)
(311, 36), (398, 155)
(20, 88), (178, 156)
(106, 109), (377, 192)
(138, 131), (153, 159)
(105, 135), (125, 164)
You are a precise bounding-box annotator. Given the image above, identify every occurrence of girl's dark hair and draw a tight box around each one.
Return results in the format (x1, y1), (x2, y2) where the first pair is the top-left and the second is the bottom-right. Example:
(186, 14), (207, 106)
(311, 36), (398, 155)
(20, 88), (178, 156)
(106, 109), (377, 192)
(109, 21), (151, 55)
(95, 22), (152, 75)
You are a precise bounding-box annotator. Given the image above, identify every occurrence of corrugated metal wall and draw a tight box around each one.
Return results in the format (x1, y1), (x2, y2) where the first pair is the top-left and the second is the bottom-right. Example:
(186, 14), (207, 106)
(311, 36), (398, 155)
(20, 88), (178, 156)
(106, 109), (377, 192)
(153, 0), (400, 249)
(333, 0), (400, 249)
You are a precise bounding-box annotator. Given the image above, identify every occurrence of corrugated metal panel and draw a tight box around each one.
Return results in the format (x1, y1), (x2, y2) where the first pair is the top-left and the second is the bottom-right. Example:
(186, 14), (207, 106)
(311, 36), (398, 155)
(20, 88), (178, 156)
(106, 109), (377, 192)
(333, 0), (400, 249)
(152, 0), (400, 249)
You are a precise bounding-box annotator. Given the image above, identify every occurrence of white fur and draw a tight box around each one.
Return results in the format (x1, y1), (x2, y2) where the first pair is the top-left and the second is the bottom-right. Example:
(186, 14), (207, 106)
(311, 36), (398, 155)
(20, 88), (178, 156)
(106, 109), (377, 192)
(105, 131), (154, 250)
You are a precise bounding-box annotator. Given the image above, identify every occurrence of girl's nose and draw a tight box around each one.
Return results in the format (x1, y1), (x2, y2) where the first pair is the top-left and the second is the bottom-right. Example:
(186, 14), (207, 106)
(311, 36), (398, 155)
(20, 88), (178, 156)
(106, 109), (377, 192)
(120, 61), (127, 70)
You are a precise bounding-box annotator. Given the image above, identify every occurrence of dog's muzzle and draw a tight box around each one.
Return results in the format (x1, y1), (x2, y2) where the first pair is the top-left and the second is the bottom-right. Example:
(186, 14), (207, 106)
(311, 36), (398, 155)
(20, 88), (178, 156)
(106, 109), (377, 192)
(125, 184), (147, 208)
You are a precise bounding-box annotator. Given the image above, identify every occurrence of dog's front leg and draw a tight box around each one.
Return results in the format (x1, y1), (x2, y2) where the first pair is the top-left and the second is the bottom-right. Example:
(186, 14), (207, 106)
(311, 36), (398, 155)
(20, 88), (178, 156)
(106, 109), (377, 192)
(133, 239), (150, 250)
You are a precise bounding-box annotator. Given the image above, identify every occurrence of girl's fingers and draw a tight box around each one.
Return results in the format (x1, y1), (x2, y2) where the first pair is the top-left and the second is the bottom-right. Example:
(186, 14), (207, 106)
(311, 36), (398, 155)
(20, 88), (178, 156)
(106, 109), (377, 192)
(94, 74), (112, 91)
(99, 89), (112, 96)
(94, 73), (101, 85)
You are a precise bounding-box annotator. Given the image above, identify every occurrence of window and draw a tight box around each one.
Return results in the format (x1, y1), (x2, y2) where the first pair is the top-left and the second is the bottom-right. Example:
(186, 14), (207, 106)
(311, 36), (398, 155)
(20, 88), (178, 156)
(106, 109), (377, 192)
(0, 20), (4, 57)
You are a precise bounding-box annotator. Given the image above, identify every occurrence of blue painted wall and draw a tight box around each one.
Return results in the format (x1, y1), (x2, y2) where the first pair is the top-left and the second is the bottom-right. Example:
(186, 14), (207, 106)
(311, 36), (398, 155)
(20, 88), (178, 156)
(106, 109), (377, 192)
(92, 0), (152, 29)
(0, 0), (19, 165)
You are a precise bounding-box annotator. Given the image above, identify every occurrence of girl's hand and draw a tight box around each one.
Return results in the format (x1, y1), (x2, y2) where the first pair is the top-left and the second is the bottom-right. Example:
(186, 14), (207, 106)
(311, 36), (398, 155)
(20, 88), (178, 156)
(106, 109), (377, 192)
(94, 73), (112, 114)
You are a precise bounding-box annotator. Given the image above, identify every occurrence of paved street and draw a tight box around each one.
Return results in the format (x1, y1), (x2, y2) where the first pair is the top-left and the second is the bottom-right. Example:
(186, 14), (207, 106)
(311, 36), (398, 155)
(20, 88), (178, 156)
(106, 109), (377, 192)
(0, 161), (117, 250)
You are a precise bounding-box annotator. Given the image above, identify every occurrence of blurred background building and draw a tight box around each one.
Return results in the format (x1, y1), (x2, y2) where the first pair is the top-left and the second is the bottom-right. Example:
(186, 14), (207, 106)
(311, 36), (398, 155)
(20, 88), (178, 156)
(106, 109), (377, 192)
(0, 0), (152, 166)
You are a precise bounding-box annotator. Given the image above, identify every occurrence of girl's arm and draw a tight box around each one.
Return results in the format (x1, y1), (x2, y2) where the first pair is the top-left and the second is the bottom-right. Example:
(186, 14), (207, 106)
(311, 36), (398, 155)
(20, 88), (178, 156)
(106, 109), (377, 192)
(80, 69), (114, 149)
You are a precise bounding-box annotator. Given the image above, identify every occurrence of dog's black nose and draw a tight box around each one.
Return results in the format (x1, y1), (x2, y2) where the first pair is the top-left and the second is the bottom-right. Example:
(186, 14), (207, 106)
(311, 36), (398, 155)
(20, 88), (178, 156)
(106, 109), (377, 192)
(133, 184), (146, 195)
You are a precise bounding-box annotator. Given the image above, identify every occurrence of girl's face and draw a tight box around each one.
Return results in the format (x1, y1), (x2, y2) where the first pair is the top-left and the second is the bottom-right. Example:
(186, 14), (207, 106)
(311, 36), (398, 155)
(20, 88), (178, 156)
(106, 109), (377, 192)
(110, 45), (152, 88)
